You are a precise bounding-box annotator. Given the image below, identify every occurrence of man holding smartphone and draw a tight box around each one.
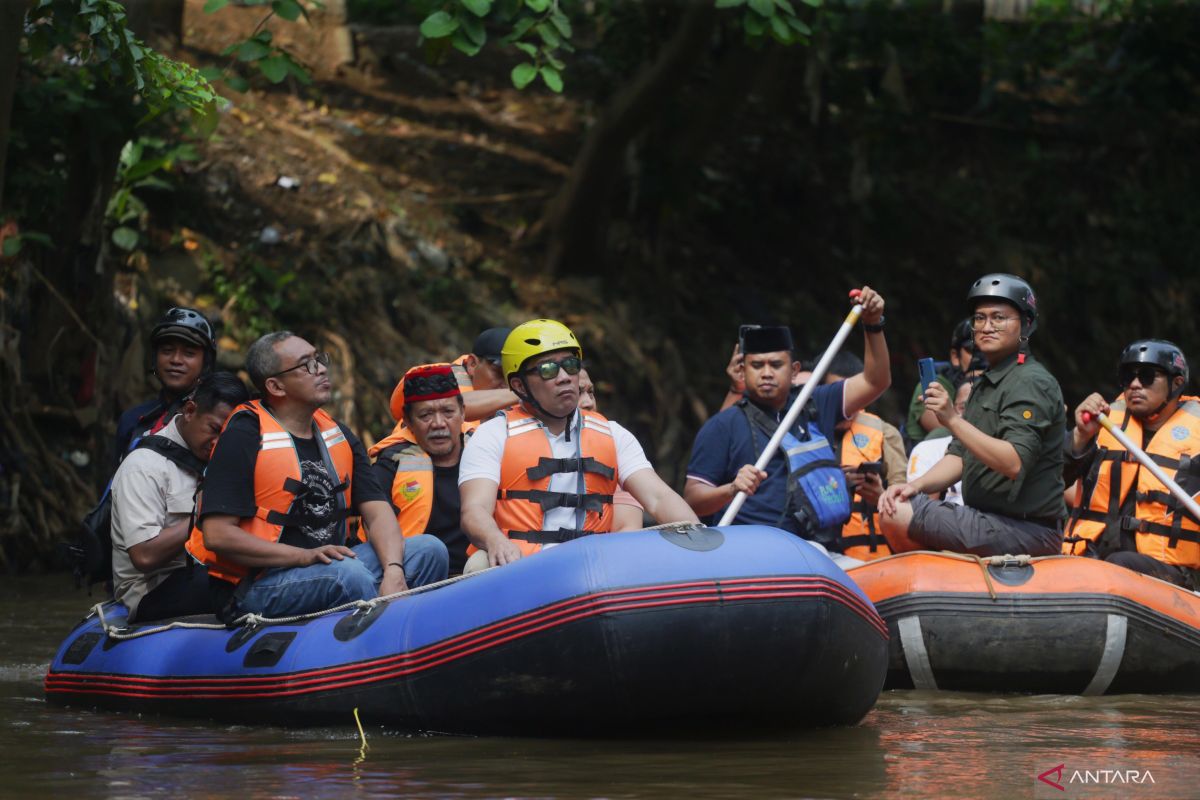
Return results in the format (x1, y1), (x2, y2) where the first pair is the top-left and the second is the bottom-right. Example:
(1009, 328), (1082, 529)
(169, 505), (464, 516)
(878, 274), (1066, 556)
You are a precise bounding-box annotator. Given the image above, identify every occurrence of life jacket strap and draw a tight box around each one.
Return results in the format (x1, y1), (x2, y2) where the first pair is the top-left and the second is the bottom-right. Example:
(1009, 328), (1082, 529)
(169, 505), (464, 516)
(840, 532), (884, 553)
(524, 456), (615, 481)
(509, 528), (595, 544)
(501, 489), (613, 514)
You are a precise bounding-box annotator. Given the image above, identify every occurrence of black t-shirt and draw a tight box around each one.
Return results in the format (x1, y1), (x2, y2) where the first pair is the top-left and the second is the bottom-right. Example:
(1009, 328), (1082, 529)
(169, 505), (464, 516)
(371, 448), (467, 574)
(198, 410), (385, 549)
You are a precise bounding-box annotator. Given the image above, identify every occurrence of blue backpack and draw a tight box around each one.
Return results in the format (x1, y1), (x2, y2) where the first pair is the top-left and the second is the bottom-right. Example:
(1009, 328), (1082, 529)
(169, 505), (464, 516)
(741, 400), (851, 542)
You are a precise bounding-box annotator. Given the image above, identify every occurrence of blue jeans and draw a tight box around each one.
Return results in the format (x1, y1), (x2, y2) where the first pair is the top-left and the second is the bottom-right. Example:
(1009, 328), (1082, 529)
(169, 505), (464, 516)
(236, 536), (449, 617)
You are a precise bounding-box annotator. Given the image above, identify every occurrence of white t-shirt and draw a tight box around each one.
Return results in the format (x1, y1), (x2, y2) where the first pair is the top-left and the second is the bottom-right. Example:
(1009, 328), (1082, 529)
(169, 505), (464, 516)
(906, 435), (963, 506)
(110, 417), (199, 615)
(459, 409), (651, 533)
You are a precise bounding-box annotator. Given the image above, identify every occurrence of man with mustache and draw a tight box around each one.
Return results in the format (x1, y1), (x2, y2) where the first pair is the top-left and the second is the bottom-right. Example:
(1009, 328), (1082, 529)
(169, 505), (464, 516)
(459, 319), (698, 571)
(371, 364), (473, 575)
(1063, 340), (1200, 588)
(879, 274), (1066, 557)
(189, 332), (448, 620)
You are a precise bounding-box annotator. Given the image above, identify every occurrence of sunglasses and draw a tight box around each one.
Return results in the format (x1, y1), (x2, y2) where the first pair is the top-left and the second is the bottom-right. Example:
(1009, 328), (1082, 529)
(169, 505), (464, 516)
(526, 355), (582, 381)
(1118, 364), (1164, 388)
(270, 351), (330, 379)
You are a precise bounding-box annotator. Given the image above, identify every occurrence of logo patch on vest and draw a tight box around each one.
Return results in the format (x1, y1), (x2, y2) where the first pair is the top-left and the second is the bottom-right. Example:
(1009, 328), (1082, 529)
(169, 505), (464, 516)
(1173, 425), (1189, 442)
(1022, 410), (1033, 419)
(853, 433), (870, 448)
(399, 480), (422, 501)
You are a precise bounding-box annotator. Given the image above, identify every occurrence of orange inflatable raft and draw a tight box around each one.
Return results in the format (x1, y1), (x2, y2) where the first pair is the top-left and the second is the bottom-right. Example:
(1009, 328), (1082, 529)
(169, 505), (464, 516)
(848, 552), (1200, 694)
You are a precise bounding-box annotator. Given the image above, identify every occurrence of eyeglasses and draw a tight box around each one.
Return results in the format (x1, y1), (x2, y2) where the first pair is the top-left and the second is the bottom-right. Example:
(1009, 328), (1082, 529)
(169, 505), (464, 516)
(270, 351), (330, 379)
(1118, 364), (1164, 388)
(971, 313), (1018, 330)
(525, 355), (582, 381)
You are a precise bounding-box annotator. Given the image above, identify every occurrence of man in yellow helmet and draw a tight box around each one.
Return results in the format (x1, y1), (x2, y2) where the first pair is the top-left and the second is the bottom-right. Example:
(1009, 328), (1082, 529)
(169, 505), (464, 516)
(458, 319), (699, 570)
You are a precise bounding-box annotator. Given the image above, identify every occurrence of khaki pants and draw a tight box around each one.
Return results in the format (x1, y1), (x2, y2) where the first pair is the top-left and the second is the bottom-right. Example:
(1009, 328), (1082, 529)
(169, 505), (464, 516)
(463, 550), (491, 575)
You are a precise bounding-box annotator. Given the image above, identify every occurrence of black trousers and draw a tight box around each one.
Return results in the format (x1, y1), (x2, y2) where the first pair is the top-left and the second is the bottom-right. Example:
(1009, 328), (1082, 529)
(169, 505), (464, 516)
(1105, 551), (1195, 590)
(132, 565), (214, 622)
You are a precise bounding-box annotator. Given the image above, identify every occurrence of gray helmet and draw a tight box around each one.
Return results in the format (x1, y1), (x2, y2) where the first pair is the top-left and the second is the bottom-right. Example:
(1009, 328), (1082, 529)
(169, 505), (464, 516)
(1120, 339), (1189, 392)
(950, 317), (974, 352)
(967, 273), (1038, 336)
(151, 306), (216, 353)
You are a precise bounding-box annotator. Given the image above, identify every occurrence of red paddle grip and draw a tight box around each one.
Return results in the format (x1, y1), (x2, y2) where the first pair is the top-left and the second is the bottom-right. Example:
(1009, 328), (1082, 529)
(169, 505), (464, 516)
(1081, 411), (1093, 424)
(848, 289), (862, 299)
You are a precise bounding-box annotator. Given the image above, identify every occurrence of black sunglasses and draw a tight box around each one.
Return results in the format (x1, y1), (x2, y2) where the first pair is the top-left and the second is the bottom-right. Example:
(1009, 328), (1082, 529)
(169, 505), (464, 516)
(525, 355), (582, 381)
(270, 351), (330, 379)
(1118, 364), (1164, 388)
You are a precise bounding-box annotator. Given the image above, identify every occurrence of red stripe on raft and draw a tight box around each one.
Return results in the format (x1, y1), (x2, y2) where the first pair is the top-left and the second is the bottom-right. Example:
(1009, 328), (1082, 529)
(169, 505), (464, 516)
(46, 578), (886, 701)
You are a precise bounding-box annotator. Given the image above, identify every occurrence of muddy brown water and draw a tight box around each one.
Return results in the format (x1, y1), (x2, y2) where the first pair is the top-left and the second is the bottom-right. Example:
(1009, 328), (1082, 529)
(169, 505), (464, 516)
(3, 575), (1197, 799)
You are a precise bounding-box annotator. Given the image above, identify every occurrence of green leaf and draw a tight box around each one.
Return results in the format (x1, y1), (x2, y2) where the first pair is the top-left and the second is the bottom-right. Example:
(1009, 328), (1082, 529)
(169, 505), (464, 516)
(773, 0), (796, 14)
(461, 0), (492, 16)
(524, 0), (549, 11)
(258, 55), (290, 83)
(272, 0), (303, 21)
(749, 0), (775, 16)
(112, 227), (140, 251)
(461, 14), (486, 45)
(514, 41), (538, 57)
(452, 30), (483, 55)
(800, 0), (820, 6)
(286, 58), (312, 84)
(225, 74), (250, 92)
(550, 9), (571, 38)
(715, 0), (746, 7)
(545, 51), (565, 70)
(203, 0), (229, 12)
(502, 15), (536, 42)
(768, 14), (792, 42)
(539, 65), (563, 93)
(2, 237), (20, 258)
(21, 232), (52, 247)
(237, 39), (272, 62)
(511, 62), (537, 89)
(743, 10), (766, 35)
(535, 22), (560, 47)
(420, 10), (459, 38)
(786, 16), (811, 34)
(198, 66), (224, 81)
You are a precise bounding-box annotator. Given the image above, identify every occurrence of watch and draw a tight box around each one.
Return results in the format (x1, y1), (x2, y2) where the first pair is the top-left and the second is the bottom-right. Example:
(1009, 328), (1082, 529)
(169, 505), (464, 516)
(863, 316), (885, 333)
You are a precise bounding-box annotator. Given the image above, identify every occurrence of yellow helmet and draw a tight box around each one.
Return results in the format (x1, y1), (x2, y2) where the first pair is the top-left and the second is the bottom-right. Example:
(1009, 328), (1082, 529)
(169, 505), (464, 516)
(502, 319), (582, 381)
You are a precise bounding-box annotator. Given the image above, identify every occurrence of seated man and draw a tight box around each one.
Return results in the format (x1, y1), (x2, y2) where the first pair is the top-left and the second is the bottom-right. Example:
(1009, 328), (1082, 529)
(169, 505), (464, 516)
(578, 368), (645, 532)
(879, 274), (1066, 556)
(822, 352), (907, 562)
(459, 319), (699, 571)
(189, 332), (448, 620)
(388, 326), (517, 432)
(111, 371), (248, 622)
(116, 307), (216, 464)
(684, 287), (891, 550)
(903, 318), (979, 447)
(371, 364), (472, 575)
(1064, 340), (1200, 588)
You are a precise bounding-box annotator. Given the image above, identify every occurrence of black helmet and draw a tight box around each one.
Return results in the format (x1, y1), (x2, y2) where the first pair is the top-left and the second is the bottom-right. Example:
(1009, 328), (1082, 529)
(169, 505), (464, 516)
(967, 273), (1038, 336)
(950, 317), (974, 352)
(1120, 339), (1189, 388)
(150, 306), (216, 352)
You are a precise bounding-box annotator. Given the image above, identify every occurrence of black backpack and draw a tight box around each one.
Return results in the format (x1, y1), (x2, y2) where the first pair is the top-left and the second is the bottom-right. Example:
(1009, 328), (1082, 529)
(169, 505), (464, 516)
(70, 435), (205, 594)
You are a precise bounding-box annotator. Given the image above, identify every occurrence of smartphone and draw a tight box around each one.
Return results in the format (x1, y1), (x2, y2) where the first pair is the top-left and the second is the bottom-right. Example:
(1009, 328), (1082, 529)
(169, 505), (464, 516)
(918, 357), (938, 391)
(738, 324), (762, 357)
(856, 461), (884, 476)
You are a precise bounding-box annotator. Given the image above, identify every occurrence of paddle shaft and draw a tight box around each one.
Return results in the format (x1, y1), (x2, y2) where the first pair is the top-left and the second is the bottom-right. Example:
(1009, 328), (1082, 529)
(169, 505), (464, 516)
(718, 304), (865, 526)
(1085, 411), (1200, 522)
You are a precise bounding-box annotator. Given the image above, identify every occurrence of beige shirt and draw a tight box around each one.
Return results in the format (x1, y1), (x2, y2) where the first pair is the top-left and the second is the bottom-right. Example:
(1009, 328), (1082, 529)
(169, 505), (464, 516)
(110, 417), (198, 616)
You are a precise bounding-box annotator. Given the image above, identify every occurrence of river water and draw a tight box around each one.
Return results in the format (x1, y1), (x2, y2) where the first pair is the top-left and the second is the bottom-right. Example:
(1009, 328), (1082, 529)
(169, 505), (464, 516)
(3, 575), (1197, 799)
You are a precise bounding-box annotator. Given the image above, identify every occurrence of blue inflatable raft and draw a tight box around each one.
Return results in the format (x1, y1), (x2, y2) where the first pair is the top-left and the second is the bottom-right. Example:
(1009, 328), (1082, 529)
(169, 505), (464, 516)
(46, 526), (888, 734)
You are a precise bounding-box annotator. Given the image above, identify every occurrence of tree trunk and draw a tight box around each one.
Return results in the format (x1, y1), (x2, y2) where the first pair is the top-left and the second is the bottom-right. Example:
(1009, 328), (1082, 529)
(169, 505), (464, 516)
(0, 0), (31, 212)
(537, 1), (718, 278)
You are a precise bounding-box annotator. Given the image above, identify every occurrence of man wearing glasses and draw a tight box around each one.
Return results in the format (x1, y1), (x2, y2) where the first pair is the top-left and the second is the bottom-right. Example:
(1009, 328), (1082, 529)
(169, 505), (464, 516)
(189, 332), (448, 620)
(879, 273), (1066, 556)
(458, 319), (699, 571)
(1062, 340), (1200, 588)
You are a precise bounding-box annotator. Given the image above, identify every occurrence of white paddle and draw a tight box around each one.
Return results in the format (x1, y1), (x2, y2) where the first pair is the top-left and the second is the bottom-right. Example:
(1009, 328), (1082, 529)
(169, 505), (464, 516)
(1082, 410), (1200, 522)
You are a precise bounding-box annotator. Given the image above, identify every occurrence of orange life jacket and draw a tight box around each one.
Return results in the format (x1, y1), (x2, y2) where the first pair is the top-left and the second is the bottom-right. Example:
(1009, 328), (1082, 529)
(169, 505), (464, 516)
(837, 413), (891, 562)
(368, 420), (456, 538)
(468, 407), (619, 557)
(186, 401), (355, 584)
(1064, 396), (1200, 569)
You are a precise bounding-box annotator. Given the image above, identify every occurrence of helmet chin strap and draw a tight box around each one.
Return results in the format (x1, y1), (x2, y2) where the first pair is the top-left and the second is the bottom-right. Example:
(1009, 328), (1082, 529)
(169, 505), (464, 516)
(513, 378), (575, 435)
